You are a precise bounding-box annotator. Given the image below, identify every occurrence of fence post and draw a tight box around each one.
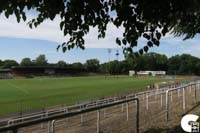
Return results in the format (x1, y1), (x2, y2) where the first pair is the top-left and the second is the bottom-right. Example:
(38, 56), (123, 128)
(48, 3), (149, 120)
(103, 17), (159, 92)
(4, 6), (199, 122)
(103, 109), (106, 118)
(155, 90), (157, 100)
(146, 96), (149, 111)
(183, 87), (186, 112)
(81, 114), (83, 124)
(143, 93), (145, 100)
(7, 121), (12, 133)
(136, 98), (139, 133)
(41, 112), (44, 129)
(121, 104), (124, 112)
(166, 90), (169, 122)
(65, 108), (69, 123)
(170, 91), (173, 102)
(51, 120), (55, 133)
(126, 102), (129, 121)
(178, 89), (180, 99)
(48, 121), (51, 133)
(97, 110), (100, 133)
(194, 84), (197, 103)
(161, 93), (163, 109)
(80, 106), (83, 124)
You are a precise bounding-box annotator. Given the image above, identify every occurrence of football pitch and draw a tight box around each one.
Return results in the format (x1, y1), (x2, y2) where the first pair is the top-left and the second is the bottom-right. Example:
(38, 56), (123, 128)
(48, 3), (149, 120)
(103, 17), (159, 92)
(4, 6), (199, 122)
(0, 76), (171, 115)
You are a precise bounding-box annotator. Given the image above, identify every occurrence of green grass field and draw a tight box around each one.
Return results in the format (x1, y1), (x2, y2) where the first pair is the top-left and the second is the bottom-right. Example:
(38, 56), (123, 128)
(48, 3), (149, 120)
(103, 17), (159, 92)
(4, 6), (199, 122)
(0, 76), (171, 115)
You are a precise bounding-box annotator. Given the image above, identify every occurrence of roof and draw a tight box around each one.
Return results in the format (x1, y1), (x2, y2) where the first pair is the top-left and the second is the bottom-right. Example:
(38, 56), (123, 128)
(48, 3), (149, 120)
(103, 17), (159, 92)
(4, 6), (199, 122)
(0, 69), (12, 72)
(137, 71), (166, 75)
(11, 66), (86, 73)
(11, 66), (67, 69)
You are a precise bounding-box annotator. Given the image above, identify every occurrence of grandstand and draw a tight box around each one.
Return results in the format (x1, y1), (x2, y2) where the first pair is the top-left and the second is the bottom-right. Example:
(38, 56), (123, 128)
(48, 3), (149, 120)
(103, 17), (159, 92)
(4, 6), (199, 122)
(0, 69), (13, 79)
(11, 66), (86, 78)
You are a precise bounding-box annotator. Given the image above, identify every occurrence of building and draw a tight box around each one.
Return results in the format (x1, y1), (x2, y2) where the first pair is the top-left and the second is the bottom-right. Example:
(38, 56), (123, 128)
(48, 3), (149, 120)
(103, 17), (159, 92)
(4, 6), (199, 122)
(129, 70), (136, 76)
(0, 69), (13, 79)
(137, 71), (166, 77)
(11, 66), (86, 77)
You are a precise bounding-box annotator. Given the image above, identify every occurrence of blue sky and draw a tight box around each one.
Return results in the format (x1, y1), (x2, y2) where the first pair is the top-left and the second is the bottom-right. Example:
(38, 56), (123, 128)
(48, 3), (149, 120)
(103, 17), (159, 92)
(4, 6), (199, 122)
(0, 14), (200, 63)
(0, 37), (125, 63)
(0, 36), (199, 63)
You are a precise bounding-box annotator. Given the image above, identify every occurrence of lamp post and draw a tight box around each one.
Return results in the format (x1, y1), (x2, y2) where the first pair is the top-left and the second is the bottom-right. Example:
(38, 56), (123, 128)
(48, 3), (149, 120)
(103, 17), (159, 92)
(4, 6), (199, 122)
(107, 49), (112, 74)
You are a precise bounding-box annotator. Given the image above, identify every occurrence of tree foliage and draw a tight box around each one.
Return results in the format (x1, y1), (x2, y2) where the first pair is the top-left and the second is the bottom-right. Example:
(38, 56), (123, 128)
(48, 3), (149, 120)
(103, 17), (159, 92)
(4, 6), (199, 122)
(107, 60), (122, 74)
(0, 53), (199, 75)
(20, 58), (33, 66)
(168, 54), (200, 75)
(0, 60), (19, 69)
(71, 62), (84, 70)
(101, 53), (200, 75)
(1, 0), (200, 55)
(34, 55), (48, 66)
(57, 60), (67, 67)
(0, 60), (3, 66)
(85, 59), (100, 72)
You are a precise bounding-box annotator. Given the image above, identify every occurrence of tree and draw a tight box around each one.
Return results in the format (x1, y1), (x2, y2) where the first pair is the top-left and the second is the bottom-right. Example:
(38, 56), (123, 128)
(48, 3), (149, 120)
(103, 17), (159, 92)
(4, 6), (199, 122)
(195, 62), (200, 76)
(57, 60), (67, 67)
(20, 58), (33, 66)
(155, 54), (168, 71)
(124, 54), (137, 71)
(168, 54), (200, 75)
(71, 62), (84, 70)
(34, 55), (48, 66)
(0, 60), (3, 67)
(142, 53), (168, 71)
(168, 55), (181, 75)
(85, 59), (100, 72)
(1, 1), (200, 55)
(0, 52), (199, 75)
(108, 60), (122, 74)
(1, 60), (19, 69)
(99, 63), (109, 73)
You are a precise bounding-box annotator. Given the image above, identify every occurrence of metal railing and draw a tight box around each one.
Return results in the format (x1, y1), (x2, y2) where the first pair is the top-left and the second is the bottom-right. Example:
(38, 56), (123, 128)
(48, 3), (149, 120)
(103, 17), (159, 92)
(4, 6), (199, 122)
(165, 81), (200, 122)
(0, 97), (140, 133)
(0, 86), (171, 127)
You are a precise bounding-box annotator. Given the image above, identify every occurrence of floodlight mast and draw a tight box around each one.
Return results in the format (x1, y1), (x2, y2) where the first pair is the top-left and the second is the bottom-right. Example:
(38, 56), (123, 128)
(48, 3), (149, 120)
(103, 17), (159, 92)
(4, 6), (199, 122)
(116, 49), (119, 61)
(108, 48), (111, 62)
(107, 48), (112, 75)
(115, 49), (120, 77)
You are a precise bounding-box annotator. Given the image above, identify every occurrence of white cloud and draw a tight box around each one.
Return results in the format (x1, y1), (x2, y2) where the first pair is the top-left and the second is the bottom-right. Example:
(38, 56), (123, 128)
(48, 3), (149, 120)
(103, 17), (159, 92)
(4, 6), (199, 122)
(0, 14), (124, 48)
(0, 15), (66, 43)
(0, 13), (200, 57)
(158, 36), (200, 57)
